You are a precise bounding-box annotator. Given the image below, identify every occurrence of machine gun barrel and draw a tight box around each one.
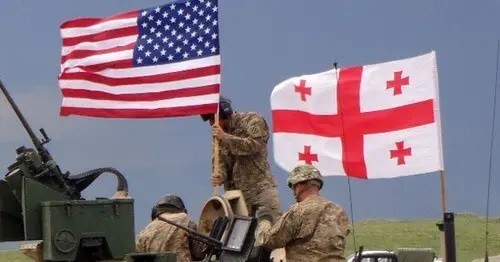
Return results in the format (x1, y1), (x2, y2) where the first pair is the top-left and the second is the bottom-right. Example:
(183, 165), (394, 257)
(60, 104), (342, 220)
(0, 80), (46, 156)
(0, 80), (76, 197)
(157, 216), (223, 249)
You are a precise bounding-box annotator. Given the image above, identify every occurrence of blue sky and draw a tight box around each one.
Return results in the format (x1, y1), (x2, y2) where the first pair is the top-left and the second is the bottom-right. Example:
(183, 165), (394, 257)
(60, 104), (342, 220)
(0, 0), (499, 248)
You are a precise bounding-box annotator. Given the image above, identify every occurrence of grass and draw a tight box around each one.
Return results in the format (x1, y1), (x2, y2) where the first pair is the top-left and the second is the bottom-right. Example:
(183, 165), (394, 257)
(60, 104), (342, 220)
(0, 250), (30, 262)
(1, 214), (498, 261)
(345, 214), (500, 261)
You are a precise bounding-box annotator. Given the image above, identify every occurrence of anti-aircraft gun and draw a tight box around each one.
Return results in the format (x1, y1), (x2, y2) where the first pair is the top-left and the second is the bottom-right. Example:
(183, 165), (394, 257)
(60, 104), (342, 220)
(0, 80), (135, 261)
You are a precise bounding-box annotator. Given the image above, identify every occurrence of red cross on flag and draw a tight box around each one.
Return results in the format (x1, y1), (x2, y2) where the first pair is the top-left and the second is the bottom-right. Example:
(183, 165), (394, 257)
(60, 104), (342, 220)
(271, 51), (444, 179)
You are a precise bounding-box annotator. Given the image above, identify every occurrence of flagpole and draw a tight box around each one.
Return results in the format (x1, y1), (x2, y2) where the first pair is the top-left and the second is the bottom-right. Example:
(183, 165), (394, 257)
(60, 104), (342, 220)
(440, 169), (448, 262)
(347, 177), (358, 252)
(213, 104), (221, 195)
(333, 60), (358, 252)
(432, 50), (455, 261)
(484, 39), (500, 262)
(440, 170), (447, 214)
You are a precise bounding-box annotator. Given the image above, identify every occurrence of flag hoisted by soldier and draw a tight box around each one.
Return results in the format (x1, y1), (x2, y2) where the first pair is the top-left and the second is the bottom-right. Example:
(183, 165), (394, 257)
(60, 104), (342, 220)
(256, 165), (350, 262)
(201, 96), (282, 220)
(136, 194), (205, 262)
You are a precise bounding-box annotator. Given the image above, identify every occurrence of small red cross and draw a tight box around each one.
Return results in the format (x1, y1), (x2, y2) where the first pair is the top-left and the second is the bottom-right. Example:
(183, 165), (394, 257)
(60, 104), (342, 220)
(386, 71), (409, 95)
(390, 141), (412, 165)
(294, 80), (312, 101)
(298, 145), (318, 164)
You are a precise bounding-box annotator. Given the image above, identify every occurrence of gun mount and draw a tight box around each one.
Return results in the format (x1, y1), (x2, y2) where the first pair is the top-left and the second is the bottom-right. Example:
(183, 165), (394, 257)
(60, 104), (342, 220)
(0, 80), (135, 261)
(150, 215), (271, 262)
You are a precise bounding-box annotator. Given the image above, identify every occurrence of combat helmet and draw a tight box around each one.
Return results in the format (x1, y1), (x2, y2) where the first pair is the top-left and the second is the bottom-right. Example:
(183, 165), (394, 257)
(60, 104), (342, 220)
(155, 194), (186, 211)
(201, 96), (233, 121)
(287, 165), (323, 190)
(151, 194), (186, 220)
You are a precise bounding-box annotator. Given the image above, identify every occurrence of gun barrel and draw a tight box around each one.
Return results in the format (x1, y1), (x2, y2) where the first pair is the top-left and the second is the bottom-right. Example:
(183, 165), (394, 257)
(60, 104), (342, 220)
(157, 216), (223, 248)
(0, 80), (44, 151)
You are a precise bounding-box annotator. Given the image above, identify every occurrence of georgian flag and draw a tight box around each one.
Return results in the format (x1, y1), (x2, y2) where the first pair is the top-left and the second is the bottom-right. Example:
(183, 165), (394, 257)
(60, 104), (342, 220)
(271, 51), (444, 179)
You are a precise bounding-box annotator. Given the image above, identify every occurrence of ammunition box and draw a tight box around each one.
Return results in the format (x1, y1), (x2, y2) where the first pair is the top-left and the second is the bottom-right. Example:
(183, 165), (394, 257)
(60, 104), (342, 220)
(41, 198), (135, 261)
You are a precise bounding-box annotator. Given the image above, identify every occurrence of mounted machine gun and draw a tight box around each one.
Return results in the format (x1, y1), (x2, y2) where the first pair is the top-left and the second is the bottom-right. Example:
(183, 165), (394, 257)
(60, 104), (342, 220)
(0, 80), (135, 261)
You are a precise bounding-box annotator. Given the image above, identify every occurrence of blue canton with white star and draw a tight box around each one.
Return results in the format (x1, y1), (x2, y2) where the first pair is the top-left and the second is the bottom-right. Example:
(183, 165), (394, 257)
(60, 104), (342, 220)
(133, 0), (219, 67)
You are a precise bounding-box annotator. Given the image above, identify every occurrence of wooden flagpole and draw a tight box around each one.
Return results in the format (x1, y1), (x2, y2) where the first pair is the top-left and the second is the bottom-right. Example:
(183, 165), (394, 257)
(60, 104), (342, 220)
(441, 171), (448, 261)
(432, 51), (450, 261)
(433, 51), (447, 215)
(440, 170), (447, 214)
(212, 105), (221, 195)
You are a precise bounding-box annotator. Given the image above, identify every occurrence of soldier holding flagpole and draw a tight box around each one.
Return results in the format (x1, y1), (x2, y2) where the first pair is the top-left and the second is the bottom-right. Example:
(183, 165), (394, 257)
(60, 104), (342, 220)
(201, 97), (282, 229)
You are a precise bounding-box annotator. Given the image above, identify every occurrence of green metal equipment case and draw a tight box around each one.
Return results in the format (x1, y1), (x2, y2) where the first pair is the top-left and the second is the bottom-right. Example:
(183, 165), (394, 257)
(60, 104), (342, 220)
(41, 198), (135, 261)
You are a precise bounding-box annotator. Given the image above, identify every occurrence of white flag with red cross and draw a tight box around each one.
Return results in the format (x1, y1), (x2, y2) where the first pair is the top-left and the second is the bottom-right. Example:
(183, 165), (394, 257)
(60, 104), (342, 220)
(271, 51), (444, 179)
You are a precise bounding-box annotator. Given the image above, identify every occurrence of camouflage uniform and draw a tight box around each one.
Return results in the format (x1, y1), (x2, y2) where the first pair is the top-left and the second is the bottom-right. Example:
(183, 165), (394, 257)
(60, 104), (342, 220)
(214, 112), (281, 218)
(136, 212), (204, 261)
(261, 195), (350, 262)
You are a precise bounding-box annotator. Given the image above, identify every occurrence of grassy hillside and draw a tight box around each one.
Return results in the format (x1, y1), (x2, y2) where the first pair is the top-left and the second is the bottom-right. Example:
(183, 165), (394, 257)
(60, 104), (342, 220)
(1, 214), (498, 261)
(345, 214), (500, 261)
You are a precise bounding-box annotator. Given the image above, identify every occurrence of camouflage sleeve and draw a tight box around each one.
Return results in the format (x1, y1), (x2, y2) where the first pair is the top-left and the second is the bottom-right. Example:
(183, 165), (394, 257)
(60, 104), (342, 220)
(333, 209), (350, 250)
(261, 206), (300, 249)
(188, 219), (206, 260)
(135, 230), (145, 252)
(222, 115), (269, 156)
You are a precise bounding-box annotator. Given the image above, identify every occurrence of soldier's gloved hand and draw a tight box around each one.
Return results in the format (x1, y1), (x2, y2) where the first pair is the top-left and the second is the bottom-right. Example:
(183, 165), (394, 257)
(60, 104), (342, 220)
(211, 174), (224, 186)
(212, 125), (229, 140)
(255, 206), (274, 223)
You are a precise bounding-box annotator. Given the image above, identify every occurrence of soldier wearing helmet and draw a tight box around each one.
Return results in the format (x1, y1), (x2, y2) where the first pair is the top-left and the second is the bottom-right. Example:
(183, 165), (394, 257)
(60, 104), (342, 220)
(201, 96), (282, 221)
(136, 194), (204, 261)
(256, 165), (350, 262)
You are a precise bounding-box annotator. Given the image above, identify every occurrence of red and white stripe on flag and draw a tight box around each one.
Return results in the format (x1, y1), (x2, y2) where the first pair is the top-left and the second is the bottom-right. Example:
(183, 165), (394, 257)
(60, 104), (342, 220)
(271, 51), (444, 179)
(58, 1), (221, 118)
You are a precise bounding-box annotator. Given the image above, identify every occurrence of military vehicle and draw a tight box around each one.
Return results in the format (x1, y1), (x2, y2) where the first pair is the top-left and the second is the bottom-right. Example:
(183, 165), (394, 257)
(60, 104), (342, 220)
(347, 248), (441, 262)
(0, 80), (274, 262)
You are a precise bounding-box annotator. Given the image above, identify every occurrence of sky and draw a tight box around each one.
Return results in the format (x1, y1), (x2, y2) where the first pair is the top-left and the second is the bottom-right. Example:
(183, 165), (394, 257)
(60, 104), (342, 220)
(0, 0), (499, 249)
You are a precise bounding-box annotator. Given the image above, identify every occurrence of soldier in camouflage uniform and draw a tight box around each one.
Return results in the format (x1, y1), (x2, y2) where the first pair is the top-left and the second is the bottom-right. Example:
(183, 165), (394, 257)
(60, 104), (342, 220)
(136, 194), (204, 261)
(256, 165), (350, 262)
(201, 96), (282, 219)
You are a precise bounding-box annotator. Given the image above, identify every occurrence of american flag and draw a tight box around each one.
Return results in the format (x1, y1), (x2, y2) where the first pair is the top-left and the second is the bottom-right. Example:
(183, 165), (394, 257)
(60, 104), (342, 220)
(59, 0), (220, 118)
